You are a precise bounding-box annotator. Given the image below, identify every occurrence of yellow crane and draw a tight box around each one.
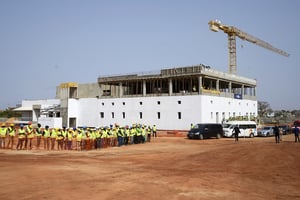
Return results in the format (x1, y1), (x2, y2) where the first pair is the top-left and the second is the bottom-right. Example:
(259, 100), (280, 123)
(208, 20), (289, 75)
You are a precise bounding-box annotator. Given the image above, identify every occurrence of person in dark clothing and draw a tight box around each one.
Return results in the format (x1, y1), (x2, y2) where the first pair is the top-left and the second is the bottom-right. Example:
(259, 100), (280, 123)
(233, 126), (240, 141)
(294, 125), (299, 142)
(273, 125), (280, 143)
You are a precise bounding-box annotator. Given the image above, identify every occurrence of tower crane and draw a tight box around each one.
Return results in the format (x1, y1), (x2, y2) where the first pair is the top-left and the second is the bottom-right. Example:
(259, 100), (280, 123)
(208, 20), (289, 75)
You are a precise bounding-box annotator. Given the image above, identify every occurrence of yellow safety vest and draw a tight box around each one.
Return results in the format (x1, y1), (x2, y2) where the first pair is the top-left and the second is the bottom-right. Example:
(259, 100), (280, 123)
(44, 129), (50, 138)
(18, 129), (26, 139)
(0, 127), (7, 137)
(8, 127), (15, 137)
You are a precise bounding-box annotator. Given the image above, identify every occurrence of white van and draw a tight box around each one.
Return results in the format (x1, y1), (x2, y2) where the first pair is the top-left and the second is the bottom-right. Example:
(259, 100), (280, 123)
(223, 121), (257, 138)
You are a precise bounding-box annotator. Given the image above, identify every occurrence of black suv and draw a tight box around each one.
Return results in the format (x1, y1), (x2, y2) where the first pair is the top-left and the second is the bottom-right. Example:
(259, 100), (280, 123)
(187, 123), (224, 140)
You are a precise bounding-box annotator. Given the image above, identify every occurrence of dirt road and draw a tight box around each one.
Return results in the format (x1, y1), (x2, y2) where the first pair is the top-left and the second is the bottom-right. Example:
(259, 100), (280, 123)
(0, 134), (299, 200)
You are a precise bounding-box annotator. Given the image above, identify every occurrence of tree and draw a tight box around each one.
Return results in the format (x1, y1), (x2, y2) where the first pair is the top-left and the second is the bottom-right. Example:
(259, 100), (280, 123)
(0, 108), (20, 118)
(258, 101), (272, 118)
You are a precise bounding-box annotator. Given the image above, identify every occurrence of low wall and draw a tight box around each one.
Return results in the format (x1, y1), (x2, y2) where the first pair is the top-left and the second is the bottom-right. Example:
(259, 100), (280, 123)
(157, 130), (188, 137)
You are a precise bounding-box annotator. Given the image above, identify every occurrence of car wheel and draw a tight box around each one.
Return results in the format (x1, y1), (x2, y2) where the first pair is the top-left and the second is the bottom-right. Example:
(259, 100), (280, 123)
(216, 133), (221, 139)
(266, 133), (270, 137)
(249, 133), (254, 138)
(199, 134), (204, 140)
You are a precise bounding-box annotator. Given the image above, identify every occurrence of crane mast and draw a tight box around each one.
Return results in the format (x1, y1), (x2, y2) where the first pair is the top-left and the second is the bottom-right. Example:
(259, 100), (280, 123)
(208, 20), (289, 75)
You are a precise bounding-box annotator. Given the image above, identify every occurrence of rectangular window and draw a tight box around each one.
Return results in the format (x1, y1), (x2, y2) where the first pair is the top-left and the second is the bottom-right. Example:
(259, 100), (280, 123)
(178, 112), (181, 119)
(157, 112), (160, 119)
(111, 112), (115, 119)
(211, 112), (213, 119)
(122, 112), (125, 119)
(100, 112), (104, 118)
(178, 100), (181, 104)
(139, 112), (143, 119)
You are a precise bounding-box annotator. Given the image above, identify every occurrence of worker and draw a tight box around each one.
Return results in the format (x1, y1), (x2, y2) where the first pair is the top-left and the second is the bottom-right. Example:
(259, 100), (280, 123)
(16, 124), (26, 150)
(95, 128), (101, 149)
(0, 123), (7, 149)
(27, 126), (35, 150)
(61, 126), (68, 150)
(25, 122), (33, 150)
(35, 124), (42, 150)
(7, 124), (16, 149)
(56, 128), (64, 150)
(152, 125), (157, 138)
(66, 128), (73, 150)
(43, 126), (51, 150)
(100, 127), (108, 148)
(50, 128), (57, 150)
(76, 128), (82, 151)
(124, 126), (130, 145)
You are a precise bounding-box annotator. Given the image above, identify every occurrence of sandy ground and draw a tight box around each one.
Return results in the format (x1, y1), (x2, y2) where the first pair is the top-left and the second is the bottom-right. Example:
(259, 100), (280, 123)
(0, 134), (299, 200)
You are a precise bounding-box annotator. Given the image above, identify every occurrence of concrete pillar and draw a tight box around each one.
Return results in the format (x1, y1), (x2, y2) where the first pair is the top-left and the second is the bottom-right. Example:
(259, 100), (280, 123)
(216, 79), (219, 91)
(143, 80), (146, 96)
(198, 76), (202, 95)
(241, 84), (244, 96)
(119, 82), (123, 97)
(229, 82), (232, 93)
(168, 78), (173, 96)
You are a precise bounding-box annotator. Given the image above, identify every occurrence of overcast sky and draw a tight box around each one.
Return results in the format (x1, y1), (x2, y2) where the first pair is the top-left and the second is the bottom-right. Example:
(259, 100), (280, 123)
(0, 0), (298, 110)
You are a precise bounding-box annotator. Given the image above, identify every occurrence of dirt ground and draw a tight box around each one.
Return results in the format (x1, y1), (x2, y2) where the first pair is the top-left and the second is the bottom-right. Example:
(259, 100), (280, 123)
(0, 134), (299, 200)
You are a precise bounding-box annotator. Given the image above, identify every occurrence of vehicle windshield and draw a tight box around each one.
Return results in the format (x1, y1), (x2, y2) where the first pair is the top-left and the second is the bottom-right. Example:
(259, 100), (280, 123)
(223, 124), (236, 129)
(263, 127), (271, 130)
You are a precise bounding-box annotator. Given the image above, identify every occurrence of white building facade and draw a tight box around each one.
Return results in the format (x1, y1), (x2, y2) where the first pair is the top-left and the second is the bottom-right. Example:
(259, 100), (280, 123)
(15, 65), (257, 130)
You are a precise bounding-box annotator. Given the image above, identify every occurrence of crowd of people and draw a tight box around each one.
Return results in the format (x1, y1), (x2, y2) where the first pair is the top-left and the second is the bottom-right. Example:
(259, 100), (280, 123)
(0, 122), (158, 151)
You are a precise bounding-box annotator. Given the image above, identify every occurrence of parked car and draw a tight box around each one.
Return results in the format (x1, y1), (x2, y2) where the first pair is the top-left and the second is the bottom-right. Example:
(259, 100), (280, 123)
(257, 126), (274, 137)
(278, 125), (291, 135)
(187, 123), (223, 140)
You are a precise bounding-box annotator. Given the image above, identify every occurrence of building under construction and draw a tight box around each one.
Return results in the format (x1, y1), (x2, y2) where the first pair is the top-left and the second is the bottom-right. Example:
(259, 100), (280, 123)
(49, 64), (256, 130)
(15, 64), (257, 130)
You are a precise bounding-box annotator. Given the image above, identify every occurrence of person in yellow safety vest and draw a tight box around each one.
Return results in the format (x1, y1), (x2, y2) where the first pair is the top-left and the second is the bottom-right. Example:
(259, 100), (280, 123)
(95, 128), (101, 149)
(25, 122), (33, 150)
(125, 126), (130, 145)
(81, 128), (87, 150)
(106, 127), (112, 147)
(27, 126), (35, 150)
(7, 124), (16, 149)
(112, 127), (118, 147)
(141, 126), (146, 143)
(35, 124), (42, 150)
(43, 126), (51, 150)
(66, 128), (73, 150)
(61, 126), (67, 150)
(72, 128), (77, 150)
(129, 126), (135, 145)
(56, 128), (64, 150)
(100, 127), (108, 148)
(50, 128), (57, 150)
(152, 125), (157, 138)
(16, 124), (26, 150)
(90, 129), (96, 149)
(0, 123), (8, 149)
(76, 129), (82, 151)
(136, 125), (142, 144)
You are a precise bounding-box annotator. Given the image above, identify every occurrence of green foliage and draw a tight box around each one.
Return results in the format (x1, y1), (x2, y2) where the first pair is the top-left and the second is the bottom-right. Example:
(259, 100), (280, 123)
(0, 108), (20, 118)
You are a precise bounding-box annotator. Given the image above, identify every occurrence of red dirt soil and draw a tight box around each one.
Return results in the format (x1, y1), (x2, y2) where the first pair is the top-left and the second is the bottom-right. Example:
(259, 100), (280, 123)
(0, 134), (299, 200)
